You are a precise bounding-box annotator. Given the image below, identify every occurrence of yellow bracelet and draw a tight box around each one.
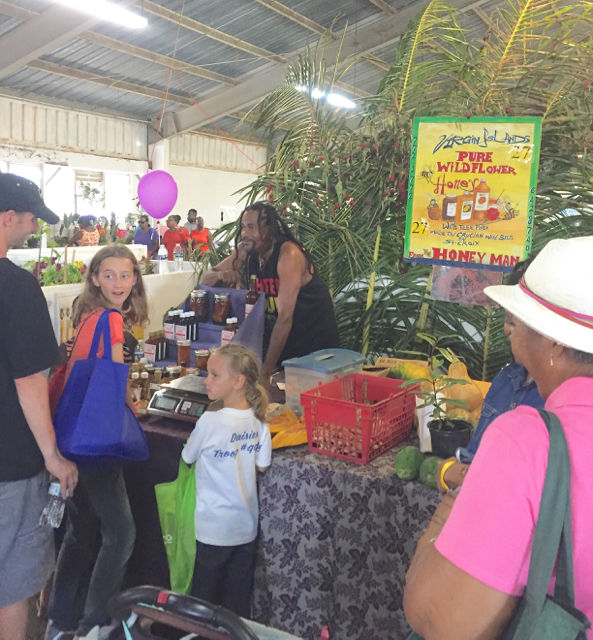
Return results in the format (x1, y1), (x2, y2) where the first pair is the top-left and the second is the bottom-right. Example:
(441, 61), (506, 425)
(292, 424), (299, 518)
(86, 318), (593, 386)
(439, 459), (457, 491)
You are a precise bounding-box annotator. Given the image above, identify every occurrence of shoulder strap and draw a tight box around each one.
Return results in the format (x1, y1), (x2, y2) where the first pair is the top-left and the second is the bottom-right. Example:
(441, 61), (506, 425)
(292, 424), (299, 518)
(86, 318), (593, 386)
(516, 409), (575, 633)
(88, 309), (120, 361)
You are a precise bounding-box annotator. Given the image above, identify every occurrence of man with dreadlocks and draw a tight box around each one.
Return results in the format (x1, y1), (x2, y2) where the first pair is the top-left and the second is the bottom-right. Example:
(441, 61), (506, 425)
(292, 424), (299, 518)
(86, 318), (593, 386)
(203, 202), (339, 387)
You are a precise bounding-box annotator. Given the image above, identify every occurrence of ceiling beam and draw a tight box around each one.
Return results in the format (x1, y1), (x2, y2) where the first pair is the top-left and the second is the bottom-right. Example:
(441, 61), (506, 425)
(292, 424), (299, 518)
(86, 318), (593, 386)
(80, 32), (239, 86)
(0, 2), (239, 87)
(158, 0), (493, 138)
(0, 0), (33, 21)
(365, 0), (397, 16)
(471, 6), (505, 39)
(140, 0), (286, 64)
(26, 59), (194, 106)
(0, 0), (138, 80)
(190, 127), (266, 146)
(334, 80), (371, 98)
(250, 0), (330, 37)
(249, 0), (392, 72)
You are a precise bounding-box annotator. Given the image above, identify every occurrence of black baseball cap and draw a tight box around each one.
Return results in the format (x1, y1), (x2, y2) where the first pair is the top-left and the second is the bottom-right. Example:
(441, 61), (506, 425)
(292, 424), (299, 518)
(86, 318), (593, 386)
(0, 172), (59, 224)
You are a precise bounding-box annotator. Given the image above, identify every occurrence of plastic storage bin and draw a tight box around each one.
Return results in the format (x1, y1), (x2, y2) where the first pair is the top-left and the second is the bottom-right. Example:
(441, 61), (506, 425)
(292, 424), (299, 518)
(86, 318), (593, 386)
(301, 373), (416, 464)
(283, 349), (366, 416)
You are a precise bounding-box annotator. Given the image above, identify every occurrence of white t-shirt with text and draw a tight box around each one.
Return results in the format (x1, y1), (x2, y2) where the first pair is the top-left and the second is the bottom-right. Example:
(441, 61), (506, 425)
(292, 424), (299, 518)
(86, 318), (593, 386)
(182, 407), (271, 546)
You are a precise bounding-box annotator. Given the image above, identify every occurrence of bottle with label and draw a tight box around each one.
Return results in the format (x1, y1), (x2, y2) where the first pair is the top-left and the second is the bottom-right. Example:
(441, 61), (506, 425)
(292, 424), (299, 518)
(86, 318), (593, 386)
(175, 313), (188, 342)
(441, 194), (457, 221)
(164, 310), (179, 341)
(157, 243), (169, 274)
(144, 332), (157, 362)
(130, 372), (142, 403)
(39, 481), (65, 528)
(173, 243), (184, 272)
(455, 190), (474, 224)
(245, 275), (260, 318)
(472, 179), (490, 220)
(221, 318), (238, 345)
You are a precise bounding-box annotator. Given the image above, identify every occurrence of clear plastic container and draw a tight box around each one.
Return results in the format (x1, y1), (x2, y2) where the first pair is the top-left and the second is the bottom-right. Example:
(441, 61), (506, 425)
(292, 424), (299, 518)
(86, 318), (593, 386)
(39, 482), (65, 528)
(282, 349), (366, 416)
(157, 244), (169, 273)
(173, 243), (183, 272)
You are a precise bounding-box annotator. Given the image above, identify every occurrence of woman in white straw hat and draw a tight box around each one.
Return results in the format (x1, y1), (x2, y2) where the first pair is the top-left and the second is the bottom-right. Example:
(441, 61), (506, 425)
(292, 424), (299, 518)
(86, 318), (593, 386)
(404, 237), (593, 639)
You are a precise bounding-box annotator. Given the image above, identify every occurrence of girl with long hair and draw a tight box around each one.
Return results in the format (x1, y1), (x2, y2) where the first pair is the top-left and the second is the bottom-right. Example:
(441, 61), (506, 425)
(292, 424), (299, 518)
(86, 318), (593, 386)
(46, 245), (148, 640)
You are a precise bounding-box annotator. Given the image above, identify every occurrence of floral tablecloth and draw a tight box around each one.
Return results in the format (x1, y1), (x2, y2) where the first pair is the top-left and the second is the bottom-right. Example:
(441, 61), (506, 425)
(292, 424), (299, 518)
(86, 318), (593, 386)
(253, 440), (440, 640)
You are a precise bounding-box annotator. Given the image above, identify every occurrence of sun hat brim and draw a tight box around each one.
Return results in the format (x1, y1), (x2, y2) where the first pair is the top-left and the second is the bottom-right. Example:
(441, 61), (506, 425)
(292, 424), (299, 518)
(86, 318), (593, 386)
(484, 283), (593, 355)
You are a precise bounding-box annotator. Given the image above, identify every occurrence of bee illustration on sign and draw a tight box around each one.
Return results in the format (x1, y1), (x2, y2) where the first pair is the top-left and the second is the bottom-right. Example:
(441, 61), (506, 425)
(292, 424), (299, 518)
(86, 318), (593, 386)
(420, 164), (435, 183)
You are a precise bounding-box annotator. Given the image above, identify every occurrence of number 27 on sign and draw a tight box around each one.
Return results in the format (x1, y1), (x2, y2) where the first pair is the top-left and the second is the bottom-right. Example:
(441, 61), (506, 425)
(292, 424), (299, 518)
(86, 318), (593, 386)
(412, 220), (429, 235)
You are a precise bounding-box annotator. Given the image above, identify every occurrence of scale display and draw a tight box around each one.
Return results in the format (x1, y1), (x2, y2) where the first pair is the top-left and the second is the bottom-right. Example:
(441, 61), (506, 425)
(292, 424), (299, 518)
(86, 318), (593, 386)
(153, 395), (180, 411)
(147, 389), (210, 423)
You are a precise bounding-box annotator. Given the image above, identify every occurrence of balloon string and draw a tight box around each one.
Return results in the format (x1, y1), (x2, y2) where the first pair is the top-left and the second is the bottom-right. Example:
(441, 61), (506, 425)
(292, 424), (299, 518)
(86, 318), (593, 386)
(171, 69), (264, 170)
(150, 0), (186, 169)
(150, 69), (173, 168)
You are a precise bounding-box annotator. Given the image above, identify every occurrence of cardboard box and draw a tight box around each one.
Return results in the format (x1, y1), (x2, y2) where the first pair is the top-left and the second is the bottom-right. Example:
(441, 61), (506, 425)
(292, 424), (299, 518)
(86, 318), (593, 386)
(362, 365), (390, 377)
(374, 357), (430, 369)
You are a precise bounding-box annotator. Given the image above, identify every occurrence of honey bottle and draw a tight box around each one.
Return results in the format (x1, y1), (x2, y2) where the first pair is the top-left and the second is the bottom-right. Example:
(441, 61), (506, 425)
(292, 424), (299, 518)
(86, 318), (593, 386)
(441, 194), (457, 221)
(472, 179), (490, 221)
(455, 190), (474, 224)
(245, 275), (260, 317)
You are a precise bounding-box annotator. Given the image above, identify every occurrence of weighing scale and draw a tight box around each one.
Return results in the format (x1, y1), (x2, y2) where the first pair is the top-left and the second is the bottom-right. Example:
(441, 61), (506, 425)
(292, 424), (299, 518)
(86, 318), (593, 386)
(147, 375), (211, 423)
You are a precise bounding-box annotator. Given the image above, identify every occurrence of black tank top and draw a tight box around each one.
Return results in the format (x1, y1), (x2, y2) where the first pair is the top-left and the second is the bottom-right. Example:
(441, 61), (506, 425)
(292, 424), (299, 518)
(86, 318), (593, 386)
(246, 237), (340, 365)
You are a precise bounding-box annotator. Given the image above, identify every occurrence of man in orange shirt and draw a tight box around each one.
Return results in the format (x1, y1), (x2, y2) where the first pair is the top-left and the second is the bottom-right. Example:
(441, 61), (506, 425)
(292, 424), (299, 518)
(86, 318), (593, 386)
(162, 215), (189, 260)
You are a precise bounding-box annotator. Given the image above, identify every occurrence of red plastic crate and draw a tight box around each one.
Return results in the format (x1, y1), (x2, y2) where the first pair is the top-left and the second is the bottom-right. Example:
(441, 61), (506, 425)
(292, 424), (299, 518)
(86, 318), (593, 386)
(301, 373), (416, 464)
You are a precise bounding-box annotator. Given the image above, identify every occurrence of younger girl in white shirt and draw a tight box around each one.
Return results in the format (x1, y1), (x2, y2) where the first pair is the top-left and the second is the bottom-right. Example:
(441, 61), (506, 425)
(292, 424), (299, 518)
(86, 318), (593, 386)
(182, 343), (271, 617)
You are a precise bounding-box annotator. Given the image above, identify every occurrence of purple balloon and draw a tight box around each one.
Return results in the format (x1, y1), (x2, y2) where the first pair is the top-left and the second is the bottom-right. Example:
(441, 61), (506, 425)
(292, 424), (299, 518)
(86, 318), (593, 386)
(137, 170), (178, 219)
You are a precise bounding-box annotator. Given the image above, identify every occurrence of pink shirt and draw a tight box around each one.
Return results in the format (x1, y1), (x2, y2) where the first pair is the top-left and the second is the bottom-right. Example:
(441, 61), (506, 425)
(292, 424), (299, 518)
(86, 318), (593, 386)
(436, 377), (593, 636)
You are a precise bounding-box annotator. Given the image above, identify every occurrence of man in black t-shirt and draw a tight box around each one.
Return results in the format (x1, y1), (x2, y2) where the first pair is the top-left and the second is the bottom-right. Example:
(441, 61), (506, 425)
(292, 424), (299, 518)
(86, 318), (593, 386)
(203, 202), (339, 387)
(0, 173), (78, 640)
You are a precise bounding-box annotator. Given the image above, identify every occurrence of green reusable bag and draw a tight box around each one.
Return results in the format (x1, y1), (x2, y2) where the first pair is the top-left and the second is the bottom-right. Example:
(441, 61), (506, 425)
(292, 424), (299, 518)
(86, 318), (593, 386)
(155, 457), (197, 594)
(407, 410), (590, 640)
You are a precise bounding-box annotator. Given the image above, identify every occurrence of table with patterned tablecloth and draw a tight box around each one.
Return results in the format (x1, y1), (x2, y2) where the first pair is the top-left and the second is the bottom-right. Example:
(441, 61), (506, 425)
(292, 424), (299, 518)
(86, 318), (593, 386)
(253, 439), (440, 640)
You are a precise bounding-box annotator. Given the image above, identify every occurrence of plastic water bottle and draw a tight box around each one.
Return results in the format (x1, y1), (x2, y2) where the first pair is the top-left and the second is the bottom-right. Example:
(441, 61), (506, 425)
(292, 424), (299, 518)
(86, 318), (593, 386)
(39, 482), (65, 528)
(157, 243), (169, 274)
(173, 243), (183, 272)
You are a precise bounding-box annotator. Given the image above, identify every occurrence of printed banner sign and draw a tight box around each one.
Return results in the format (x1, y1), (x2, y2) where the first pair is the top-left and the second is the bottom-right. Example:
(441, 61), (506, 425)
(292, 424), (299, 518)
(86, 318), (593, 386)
(404, 117), (542, 272)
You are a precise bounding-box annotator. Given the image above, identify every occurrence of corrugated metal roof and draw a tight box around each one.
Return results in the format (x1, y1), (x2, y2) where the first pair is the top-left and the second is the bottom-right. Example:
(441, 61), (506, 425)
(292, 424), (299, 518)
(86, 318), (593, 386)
(40, 38), (221, 98)
(0, 66), (177, 116)
(0, 13), (20, 37)
(0, 0), (506, 139)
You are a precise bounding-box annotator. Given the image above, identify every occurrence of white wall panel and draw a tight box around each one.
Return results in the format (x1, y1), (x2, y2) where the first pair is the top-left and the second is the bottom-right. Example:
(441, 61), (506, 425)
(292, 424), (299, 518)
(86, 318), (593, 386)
(170, 132), (266, 174)
(168, 164), (259, 230)
(0, 95), (147, 161)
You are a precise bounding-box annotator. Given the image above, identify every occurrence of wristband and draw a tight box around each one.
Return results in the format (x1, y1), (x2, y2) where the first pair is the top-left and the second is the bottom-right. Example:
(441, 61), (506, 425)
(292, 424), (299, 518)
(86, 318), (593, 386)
(439, 459), (457, 491)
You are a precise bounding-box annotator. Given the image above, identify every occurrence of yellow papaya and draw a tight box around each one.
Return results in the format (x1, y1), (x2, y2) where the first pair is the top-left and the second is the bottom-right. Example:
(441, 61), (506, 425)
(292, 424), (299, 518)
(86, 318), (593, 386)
(271, 421), (308, 449)
(445, 361), (483, 413)
(388, 362), (430, 381)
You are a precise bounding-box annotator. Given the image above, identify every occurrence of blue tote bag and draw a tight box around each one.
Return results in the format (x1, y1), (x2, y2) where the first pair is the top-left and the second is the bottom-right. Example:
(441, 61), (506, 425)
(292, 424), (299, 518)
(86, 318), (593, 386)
(54, 309), (149, 464)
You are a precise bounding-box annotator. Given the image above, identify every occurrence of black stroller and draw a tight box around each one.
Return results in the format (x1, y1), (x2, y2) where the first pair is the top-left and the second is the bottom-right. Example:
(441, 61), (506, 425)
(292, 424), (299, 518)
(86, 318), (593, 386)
(106, 586), (302, 640)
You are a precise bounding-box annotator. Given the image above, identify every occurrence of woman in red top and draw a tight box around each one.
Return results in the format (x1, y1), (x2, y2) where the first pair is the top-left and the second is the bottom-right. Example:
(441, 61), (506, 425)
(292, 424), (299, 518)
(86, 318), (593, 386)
(162, 214), (189, 260)
(190, 216), (213, 253)
(46, 245), (148, 640)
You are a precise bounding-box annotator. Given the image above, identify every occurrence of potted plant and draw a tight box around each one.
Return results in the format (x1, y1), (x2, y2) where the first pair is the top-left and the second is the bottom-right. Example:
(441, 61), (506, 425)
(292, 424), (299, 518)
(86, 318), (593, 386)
(402, 333), (475, 458)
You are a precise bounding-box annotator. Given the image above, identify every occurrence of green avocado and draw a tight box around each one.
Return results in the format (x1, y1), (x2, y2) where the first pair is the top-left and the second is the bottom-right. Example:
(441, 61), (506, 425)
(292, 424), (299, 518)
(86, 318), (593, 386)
(419, 456), (444, 489)
(394, 446), (425, 481)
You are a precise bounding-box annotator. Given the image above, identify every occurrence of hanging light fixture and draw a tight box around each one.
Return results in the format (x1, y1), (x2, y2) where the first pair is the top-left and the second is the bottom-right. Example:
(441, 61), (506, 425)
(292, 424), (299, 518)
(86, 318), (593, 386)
(55, 0), (148, 29)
